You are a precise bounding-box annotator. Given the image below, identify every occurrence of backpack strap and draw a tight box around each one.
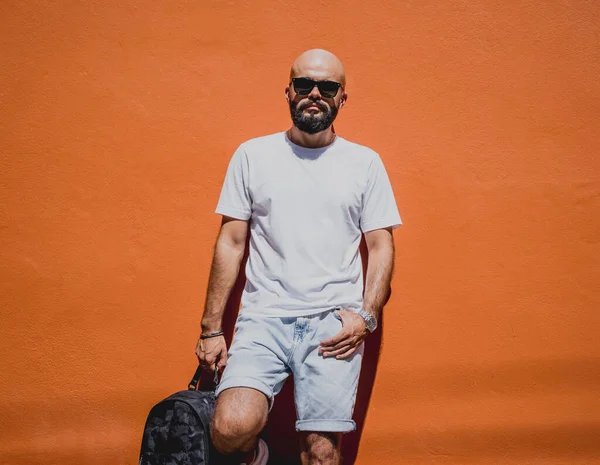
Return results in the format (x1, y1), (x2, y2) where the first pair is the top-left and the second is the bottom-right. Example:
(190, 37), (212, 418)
(188, 365), (220, 390)
(188, 365), (203, 390)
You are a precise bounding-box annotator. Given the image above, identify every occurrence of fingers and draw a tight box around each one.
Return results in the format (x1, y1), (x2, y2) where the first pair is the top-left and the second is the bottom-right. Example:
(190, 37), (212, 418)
(203, 349), (221, 371)
(195, 335), (227, 372)
(321, 337), (357, 353)
(335, 346), (358, 360)
(320, 327), (349, 347)
(320, 309), (366, 348)
(195, 338), (209, 362)
(216, 346), (228, 371)
(321, 337), (363, 359)
(204, 353), (217, 371)
(320, 309), (367, 359)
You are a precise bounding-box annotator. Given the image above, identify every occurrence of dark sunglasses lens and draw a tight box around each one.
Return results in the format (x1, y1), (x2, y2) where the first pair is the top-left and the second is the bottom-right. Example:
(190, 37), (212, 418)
(293, 78), (315, 94)
(318, 81), (340, 98)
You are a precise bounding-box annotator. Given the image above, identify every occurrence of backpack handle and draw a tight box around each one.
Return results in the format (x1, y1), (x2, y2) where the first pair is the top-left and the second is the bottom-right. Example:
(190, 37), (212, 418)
(188, 365), (219, 390)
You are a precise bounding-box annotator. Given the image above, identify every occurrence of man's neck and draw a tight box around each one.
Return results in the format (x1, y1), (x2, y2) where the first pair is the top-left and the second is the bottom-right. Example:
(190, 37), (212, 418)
(286, 126), (337, 149)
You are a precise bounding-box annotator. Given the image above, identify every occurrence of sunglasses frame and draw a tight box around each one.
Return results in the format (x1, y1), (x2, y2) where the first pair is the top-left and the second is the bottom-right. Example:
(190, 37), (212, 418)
(291, 77), (342, 99)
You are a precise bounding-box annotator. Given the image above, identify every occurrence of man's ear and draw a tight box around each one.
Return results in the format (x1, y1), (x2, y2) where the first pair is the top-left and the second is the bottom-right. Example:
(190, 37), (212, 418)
(340, 91), (348, 108)
(285, 86), (291, 103)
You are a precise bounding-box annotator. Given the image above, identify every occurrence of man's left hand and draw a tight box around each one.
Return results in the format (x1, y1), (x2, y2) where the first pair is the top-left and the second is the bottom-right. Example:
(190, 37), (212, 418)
(319, 309), (370, 360)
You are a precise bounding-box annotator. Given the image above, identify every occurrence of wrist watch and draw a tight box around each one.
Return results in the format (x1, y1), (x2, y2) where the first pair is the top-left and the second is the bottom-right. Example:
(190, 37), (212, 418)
(356, 309), (378, 333)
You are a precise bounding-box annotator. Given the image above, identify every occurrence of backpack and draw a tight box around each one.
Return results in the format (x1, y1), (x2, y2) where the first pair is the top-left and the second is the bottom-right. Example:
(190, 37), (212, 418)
(139, 366), (229, 465)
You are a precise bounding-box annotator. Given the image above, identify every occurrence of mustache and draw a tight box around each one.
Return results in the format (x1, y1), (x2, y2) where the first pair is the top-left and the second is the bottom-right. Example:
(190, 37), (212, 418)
(297, 100), (329, 112)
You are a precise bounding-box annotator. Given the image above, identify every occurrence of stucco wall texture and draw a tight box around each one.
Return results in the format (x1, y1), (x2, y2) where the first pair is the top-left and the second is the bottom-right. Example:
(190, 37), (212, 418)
(2, 1), (599, 464)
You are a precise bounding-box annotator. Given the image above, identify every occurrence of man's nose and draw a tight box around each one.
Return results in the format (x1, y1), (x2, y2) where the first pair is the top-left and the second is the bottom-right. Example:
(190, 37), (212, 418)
(307, 84), (322, 99)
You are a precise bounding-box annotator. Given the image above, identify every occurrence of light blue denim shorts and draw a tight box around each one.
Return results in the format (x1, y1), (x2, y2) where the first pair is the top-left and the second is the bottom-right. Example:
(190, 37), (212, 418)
(215, 309), (364, 433)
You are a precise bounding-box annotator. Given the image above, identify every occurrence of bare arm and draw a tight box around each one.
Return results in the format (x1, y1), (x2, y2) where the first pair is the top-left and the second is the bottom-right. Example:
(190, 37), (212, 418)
(362, 226), (395, 321)
(195, 216), (248, 370)
(201, 216), (249, 331)
(320, 227), (395, 359)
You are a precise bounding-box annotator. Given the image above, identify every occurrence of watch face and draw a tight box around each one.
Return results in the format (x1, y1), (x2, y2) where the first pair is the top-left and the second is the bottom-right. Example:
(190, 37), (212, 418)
(366, 318), (377, 332)
(359, 310), (377, 332)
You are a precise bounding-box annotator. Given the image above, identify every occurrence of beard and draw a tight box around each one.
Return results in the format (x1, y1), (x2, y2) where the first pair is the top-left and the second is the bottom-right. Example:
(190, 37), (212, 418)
(289, 99), (339, 134)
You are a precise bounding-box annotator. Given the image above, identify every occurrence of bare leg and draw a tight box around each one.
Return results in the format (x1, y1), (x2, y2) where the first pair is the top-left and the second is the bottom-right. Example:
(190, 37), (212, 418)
(299, 432), (342, 465)
(211, 387), (269, 455)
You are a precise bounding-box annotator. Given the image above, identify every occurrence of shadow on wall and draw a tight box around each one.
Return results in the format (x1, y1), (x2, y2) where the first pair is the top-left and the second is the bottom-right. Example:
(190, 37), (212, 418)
(200, 235), (380, 465)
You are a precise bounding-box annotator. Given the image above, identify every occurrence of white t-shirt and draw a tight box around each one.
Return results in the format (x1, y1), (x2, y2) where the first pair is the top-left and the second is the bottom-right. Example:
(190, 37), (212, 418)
(216, 131), (402, 317)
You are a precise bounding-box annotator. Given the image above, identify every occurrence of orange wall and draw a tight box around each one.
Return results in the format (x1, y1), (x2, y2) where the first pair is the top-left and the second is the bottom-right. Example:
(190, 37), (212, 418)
(2, 1), (599, 464)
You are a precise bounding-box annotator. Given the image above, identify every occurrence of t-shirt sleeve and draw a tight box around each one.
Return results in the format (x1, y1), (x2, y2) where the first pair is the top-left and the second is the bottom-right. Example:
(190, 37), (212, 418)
(360, 154), (402, 232)
(215, 145), (252, 220)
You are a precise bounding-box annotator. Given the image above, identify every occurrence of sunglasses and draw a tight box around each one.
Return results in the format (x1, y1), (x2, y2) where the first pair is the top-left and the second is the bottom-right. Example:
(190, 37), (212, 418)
(291, 77), (342, 99)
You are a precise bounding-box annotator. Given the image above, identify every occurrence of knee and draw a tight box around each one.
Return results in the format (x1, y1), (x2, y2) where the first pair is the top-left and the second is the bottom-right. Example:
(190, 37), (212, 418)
(211, 406), (265, 454)
(301, 432), (341, 465)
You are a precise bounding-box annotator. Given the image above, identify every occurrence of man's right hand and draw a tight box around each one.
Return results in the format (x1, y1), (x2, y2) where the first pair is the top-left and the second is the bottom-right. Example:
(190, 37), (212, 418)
(195, 335), (228, 372)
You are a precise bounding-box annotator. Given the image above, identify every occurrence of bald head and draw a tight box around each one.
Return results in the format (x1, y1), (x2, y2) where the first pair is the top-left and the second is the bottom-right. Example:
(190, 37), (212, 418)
(290, 49), (346, 87)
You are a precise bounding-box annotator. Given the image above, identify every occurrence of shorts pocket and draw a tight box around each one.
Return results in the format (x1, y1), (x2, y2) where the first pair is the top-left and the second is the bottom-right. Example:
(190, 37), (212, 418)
(324, 309), (343, 338)
(333, 309), (343, 324)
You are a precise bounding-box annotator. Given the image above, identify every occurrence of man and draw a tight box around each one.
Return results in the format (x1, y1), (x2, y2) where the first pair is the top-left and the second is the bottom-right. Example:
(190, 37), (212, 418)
(195, 49), (401, 465)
